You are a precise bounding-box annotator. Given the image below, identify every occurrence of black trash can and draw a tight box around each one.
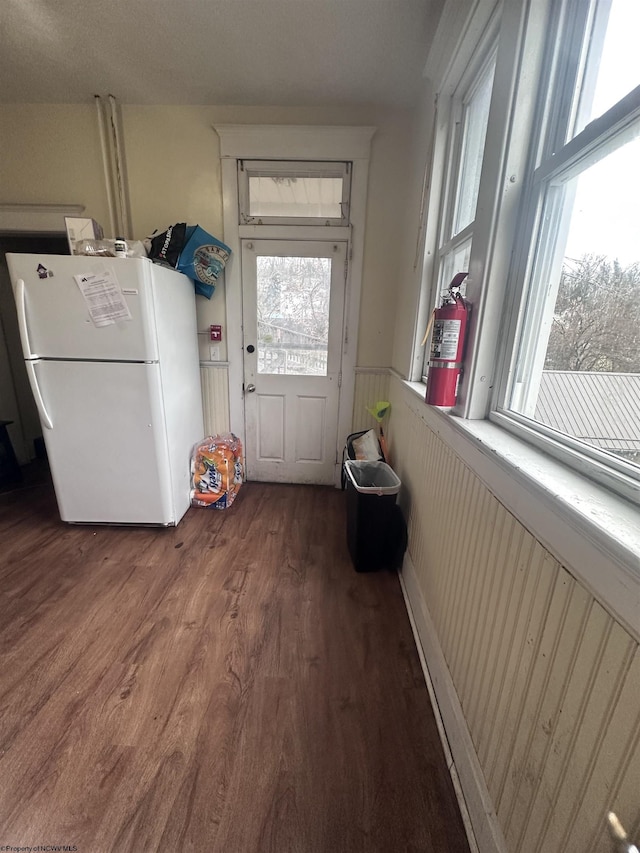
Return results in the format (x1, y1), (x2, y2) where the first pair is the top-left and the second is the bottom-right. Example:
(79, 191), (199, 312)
(344, 459), (407, 572)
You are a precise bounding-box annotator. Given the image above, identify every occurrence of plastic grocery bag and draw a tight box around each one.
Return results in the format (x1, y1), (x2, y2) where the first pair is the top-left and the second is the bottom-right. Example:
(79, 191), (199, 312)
(147, 223), (187, 268)
(351, 428), (383, 461)
(177, 225), (232, 299)
(190, 433), (244, 509)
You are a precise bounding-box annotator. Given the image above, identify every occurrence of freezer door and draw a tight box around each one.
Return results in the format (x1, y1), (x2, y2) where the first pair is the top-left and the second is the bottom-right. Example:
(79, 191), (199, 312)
(7, 254), (159, 361)
(34, 360), (186, 524)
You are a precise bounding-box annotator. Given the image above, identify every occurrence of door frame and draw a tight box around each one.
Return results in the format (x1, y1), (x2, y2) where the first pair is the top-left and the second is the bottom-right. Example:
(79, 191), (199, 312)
(216, 124), (375, 485)
(241, 239), (348, 484)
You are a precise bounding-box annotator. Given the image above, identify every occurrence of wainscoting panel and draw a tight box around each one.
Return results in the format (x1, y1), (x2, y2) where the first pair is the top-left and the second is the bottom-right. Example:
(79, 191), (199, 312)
(200, 364), (230, 437)
(352, 369), (390, 432)
(388, 375), (640, 853)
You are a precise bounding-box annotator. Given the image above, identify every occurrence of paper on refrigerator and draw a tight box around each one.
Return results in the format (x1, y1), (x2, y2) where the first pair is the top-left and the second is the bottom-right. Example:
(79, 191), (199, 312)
(74, 269), (132, 327)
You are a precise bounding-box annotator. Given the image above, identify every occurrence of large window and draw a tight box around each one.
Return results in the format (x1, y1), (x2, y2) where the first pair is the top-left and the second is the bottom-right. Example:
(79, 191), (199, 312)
(495, 0), (640, 503)
(421, 41), (496, 378)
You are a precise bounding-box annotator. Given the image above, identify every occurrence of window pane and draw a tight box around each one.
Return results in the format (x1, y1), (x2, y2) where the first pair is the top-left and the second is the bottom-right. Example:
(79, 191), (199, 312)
(509, 131), (640, 467)
(452, 56), (497, 236)
(256, 256), (331, 376)
(249, 177), (343, 220)
(440, 239), (472, 299)
(572, 0), (640, 137)
(424, 240), (471, 378)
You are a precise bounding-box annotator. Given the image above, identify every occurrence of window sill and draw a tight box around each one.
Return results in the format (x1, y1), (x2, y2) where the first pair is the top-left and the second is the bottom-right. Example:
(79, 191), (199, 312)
(401, 379), (640, 641)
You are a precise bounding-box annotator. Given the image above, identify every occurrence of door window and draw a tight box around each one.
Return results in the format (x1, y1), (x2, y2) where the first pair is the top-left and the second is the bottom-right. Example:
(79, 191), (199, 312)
(256, 255), (331, 376)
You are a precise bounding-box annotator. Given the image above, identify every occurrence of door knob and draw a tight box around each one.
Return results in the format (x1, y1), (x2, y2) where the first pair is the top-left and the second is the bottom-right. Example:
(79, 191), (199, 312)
(245, 383), (256, 393)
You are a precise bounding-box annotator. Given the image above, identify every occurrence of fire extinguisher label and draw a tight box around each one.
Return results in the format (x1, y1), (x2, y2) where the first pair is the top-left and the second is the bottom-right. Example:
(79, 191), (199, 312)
(431, 319), (461, 360)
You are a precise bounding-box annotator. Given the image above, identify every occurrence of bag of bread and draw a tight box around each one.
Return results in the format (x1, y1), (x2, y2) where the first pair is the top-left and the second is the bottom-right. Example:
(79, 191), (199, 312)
(190, 433), (244, 509)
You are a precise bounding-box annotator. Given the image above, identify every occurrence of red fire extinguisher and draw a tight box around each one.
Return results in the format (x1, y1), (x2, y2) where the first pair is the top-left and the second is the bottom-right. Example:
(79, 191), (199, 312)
(425, 272), (469, 407)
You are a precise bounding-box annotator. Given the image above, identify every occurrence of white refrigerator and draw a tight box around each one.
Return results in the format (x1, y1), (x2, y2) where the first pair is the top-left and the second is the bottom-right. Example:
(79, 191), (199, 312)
(7, 253), (204, 525)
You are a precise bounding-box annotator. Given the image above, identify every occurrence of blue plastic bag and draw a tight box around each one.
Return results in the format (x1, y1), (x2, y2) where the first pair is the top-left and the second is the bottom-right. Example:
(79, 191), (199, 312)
(177, 225), (232, 298)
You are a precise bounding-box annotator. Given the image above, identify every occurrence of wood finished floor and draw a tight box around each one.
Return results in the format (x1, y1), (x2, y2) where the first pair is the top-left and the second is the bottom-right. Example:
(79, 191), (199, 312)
(0, 472), (470, 853)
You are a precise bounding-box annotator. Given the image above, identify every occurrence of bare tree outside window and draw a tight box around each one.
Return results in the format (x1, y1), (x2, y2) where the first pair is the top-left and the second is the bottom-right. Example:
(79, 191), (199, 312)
(527, 252), (640, 468)
(545, 254), (640, 373)
(256, 255), (331, 376)
(496, 0), (640, 501)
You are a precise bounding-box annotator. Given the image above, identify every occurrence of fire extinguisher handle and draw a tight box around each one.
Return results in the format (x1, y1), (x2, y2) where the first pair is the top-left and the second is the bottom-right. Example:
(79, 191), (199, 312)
(450, 271), (468, 289)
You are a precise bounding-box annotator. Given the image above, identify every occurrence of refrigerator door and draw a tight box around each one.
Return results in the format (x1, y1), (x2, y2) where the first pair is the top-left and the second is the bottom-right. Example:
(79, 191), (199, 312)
(33, 359), (180, 524)
(7, 254), (160, 362)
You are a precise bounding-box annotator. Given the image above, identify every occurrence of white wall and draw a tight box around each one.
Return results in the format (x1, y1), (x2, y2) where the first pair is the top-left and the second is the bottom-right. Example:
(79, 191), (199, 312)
(0, 103), (414, 368)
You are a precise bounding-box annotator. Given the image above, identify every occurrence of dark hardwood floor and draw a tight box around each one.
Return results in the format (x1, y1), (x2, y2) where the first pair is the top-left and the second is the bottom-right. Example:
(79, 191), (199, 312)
(0, 470), (470, 853)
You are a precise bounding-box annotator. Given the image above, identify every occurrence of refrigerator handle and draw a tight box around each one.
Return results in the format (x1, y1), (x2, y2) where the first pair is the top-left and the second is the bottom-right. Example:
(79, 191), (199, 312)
(25, 361), (53, 430)
(15, 278), (34, 359)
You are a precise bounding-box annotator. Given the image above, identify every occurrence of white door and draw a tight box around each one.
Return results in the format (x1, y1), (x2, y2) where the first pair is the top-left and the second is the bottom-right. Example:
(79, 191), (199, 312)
(242, 240), (347, 484)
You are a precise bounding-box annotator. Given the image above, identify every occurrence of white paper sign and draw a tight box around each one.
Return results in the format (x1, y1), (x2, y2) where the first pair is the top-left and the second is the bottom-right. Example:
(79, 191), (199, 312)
(74, 269), (132, 327)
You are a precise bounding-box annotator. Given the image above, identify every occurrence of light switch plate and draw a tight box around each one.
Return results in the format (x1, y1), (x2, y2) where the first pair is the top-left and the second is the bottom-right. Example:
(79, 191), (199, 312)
(209, 345), (220, 361)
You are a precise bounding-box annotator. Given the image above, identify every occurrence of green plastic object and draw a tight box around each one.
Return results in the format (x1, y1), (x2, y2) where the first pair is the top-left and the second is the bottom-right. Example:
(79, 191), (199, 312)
(366, 401), (390, 423)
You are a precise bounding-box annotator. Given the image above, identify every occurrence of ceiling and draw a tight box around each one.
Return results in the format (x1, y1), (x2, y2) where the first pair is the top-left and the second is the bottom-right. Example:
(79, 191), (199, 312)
(1, 0), (444, 108)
